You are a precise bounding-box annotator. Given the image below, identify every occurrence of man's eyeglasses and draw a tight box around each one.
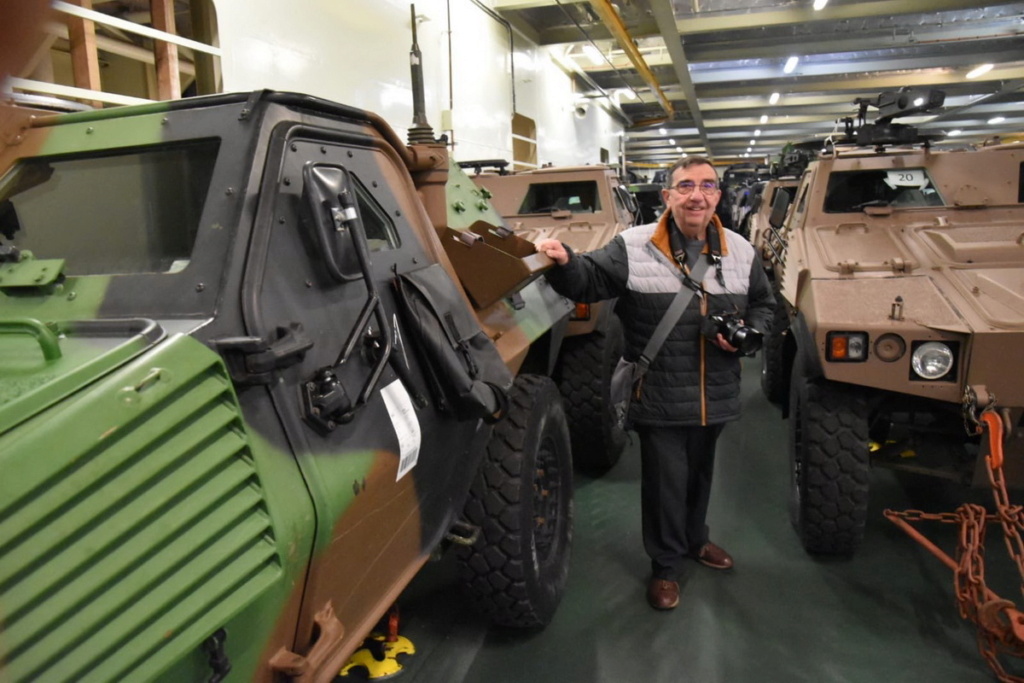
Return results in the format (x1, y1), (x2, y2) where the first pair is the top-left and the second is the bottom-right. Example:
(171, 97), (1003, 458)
(670, 180), (720, 195)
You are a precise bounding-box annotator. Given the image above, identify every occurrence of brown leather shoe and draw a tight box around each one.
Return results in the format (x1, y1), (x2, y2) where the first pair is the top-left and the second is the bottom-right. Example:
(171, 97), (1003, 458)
(646, 578), (680, 610)
(694, 542), (733, 570)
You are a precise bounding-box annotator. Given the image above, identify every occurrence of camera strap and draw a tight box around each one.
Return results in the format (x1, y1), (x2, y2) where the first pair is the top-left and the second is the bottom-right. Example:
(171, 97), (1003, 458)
(637, 258), (710, 373)
(704, 223), (727, 287)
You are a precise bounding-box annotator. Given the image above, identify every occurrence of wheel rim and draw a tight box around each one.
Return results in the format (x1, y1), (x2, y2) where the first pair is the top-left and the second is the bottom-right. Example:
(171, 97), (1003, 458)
(532, 434), (562, 562)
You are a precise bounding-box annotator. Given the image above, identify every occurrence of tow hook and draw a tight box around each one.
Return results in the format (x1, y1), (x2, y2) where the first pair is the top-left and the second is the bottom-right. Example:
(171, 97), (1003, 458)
(444, 519), (481, 546)
(962, 384), (996, 435)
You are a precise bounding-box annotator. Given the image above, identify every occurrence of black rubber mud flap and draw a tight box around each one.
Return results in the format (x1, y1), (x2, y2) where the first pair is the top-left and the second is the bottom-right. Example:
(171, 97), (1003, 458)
(457, 374), (573, 627)
(556, 313), (627, 475)
(788, 355), (871, 555)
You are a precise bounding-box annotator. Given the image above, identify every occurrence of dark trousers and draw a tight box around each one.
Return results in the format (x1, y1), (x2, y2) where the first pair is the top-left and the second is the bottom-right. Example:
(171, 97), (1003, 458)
(638, 423), (725, 580)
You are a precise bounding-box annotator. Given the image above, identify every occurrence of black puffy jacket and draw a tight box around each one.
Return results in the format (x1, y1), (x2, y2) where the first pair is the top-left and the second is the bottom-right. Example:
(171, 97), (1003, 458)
(544, 213), (774, 427)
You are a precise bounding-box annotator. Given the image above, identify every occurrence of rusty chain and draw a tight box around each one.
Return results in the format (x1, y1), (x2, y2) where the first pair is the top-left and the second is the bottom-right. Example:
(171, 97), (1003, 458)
(887, 408), (1024, 682)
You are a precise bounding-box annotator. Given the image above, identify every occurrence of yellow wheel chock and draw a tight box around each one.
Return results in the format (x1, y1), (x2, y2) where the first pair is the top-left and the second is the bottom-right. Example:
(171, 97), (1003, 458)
(339, 633), (416, 679)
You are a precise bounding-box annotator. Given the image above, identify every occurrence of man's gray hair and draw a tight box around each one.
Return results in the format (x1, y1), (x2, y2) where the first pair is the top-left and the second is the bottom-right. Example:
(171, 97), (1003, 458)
(663, 156), (718, 189)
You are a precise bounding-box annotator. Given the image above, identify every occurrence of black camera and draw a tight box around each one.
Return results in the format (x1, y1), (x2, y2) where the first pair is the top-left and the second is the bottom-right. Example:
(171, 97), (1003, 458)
(701, 312), (763, 355)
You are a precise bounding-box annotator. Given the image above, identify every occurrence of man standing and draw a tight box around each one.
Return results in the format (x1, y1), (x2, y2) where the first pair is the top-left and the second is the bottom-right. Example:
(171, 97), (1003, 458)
(536, 156), (774, 610)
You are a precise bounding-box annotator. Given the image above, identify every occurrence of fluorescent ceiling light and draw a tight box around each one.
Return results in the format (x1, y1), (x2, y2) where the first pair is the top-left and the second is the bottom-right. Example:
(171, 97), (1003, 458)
(988, 116), (1006, 124)
(669, 138), (676, 144)
(583, 44), (602, 65)
(783, 57), (799, 73)
(675, 147), (683, 153)
(749, 139), (755, 145)
(754, 129), (761, 136)
(948, 129), (962, 136)
(769, 92), (780, 105)
(760, 114), (768, 123)
(966, 63), (994, 79)
(659, 127), (667, 135)
(813, 0), (828, 9)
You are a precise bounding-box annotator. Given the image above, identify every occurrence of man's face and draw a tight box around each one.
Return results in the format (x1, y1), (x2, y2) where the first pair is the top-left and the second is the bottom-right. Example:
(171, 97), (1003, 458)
(662, 163), (721, 238)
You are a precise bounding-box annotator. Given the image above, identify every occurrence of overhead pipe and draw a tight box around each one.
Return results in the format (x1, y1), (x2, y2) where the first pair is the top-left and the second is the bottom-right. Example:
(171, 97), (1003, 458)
(585, 0), (674, 118)
(468, 0), (516, 113)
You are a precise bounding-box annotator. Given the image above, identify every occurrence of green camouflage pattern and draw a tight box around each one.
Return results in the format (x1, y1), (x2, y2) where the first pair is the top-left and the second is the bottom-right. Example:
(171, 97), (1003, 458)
(0, 92), (572, 682)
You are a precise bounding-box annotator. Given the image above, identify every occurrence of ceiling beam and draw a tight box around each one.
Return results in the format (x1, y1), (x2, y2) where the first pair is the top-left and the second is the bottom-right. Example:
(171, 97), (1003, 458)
(700, 64), (1024, 98)
(667, 0), (1024, 37)
(647, 0), (712, 154)
(586, 0), (673, 117)
(523, 0), (1023, 45)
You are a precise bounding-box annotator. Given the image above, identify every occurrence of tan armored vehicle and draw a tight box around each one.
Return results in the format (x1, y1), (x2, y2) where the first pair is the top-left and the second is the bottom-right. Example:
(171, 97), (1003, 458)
(463, 162), (638, 473)
(760, 90), (1024, 556)
(747, 176), (799, 264)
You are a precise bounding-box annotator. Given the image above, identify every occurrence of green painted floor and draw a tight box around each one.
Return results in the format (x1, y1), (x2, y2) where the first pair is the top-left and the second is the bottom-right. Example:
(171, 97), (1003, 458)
(361, 359), (1024, 682)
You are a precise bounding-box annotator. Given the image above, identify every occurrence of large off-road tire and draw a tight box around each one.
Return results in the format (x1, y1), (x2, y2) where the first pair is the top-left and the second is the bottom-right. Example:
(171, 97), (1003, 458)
(556, 315), (627, 475)
(458, 374), (573, 627)
(760, 300), (790, 405)
(788, 355), (871, 555)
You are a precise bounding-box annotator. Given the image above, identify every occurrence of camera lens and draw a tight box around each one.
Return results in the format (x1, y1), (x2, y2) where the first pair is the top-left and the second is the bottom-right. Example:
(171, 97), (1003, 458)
(730, 325), (763, 355)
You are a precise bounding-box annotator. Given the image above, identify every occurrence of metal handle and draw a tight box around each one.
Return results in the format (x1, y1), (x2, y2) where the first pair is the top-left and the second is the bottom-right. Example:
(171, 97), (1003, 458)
(0, 318), (62, 360)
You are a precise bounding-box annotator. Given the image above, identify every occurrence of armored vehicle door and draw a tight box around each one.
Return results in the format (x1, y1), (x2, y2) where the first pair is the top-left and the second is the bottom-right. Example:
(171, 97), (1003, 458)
(244, 117), (489, 673)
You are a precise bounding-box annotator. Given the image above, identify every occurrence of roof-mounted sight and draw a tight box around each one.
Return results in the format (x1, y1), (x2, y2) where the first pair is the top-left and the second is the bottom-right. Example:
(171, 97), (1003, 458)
(842, 88), (946, 151)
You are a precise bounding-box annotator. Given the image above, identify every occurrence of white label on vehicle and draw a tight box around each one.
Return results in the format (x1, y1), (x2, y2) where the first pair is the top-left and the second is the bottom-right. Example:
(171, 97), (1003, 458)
(884, 169), (928, 189)
(381, 379), (421, 481)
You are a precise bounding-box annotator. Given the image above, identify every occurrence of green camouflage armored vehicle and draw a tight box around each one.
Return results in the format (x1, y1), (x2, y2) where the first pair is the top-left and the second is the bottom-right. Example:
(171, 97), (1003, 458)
(0, 86), (577, 682)
(463, 162), (638, 474)
(760, 90), (1024, 556)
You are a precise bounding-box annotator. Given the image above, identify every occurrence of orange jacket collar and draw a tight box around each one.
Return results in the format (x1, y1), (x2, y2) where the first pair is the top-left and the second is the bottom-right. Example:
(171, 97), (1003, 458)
(650, 211), (728, 266)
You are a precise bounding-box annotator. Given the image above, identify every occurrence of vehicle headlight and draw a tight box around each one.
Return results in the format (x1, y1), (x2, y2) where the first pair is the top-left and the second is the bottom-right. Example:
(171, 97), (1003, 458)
(911, 341), (954, 380)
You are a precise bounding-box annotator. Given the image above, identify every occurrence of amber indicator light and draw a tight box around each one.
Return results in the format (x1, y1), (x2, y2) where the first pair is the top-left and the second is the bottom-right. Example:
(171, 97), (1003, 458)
(829, 336), (848, 360)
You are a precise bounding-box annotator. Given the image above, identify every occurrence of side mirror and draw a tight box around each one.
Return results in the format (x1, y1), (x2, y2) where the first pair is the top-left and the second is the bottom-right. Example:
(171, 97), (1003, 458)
(298, 162), (395, 431)
(302, 163), (362, 282)
(616, 185), (639, 218)
(768, 189), (792, 230)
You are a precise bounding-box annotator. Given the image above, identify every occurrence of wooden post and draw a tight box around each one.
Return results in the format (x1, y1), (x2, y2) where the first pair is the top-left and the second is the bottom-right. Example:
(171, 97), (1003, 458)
(66, 0), (102, 107)
(151, 0), (181, 100)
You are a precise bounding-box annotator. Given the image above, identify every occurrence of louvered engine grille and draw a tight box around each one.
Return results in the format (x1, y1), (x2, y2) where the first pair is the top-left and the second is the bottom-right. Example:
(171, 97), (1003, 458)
(0, 343), (282, 682)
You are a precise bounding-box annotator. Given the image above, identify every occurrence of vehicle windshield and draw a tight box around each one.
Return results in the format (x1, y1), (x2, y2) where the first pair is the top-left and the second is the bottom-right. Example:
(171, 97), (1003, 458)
(518, 180), (602, 214)
(824, 168), (944, 212)
(0, 139), (219, 276)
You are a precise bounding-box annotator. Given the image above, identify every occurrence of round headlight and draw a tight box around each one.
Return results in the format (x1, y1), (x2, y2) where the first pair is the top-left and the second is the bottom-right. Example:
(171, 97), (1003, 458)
(911, 342), (954, 380)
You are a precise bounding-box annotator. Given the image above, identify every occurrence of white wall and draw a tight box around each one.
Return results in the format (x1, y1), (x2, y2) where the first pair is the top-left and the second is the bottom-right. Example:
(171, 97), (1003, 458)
(212, 0), (624, 168)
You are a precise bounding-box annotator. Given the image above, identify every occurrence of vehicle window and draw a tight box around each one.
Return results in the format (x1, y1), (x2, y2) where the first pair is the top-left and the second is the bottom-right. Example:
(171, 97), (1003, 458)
(518, 180), (601, 214)
(0, 140), (219, 275)
(824, 169), (944, 212)
(351, 173), (399, 251)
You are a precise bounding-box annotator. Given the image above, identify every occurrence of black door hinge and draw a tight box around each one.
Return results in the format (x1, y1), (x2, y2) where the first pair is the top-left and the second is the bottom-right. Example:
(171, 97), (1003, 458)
(202, 628), (231, 683)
